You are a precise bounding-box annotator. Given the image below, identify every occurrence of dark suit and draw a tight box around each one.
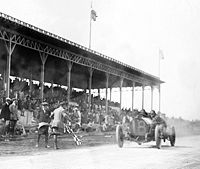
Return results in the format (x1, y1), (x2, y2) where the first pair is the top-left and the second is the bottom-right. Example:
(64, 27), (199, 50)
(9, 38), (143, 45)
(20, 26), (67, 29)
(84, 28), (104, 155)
(0, 102), (11, 136)
(0, 102), (11, 120)
(36, 108), (51, 147)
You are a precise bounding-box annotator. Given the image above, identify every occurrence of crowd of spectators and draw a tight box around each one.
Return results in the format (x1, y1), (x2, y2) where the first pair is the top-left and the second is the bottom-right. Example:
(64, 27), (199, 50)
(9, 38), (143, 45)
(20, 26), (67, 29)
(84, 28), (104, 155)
(0, 78), (125, 135)
(2, 77), (185, 138)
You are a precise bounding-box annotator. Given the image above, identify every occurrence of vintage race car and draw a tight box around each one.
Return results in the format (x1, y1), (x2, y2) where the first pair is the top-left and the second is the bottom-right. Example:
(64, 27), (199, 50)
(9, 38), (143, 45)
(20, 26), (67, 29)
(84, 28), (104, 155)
(116, 116), (176, 149)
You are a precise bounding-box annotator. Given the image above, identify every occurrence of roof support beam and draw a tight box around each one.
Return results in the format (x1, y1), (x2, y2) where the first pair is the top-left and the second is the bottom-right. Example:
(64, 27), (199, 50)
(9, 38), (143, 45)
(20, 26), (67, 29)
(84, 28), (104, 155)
(120, 77), (124, 113)
(39, 52), (48, 102)
(4, 35), (16, 98)
(110, 87), (112, 102)
(105, 73), (109, 115)
(158, 85), (161, 112)
(142, 85), (145, 110)
(67, 61), (72, 110)
(132, 81), (135, 112)
(88, 67), (94, 114)
(151, 86), (154, 111)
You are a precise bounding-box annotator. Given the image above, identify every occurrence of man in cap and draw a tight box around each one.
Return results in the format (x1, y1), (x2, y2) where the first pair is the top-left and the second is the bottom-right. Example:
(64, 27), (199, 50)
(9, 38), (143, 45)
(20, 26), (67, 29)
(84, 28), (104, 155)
(36, 102), (51, 148)
(0, 98), (12, 141)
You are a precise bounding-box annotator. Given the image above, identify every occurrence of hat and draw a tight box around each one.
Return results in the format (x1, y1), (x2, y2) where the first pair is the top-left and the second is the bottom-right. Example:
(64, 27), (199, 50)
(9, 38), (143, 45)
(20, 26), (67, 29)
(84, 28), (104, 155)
(6, 98), (11, 101)
(59, 101), (66, 105)
(41, 102), (48, 106)
(60, 101), (65, 105)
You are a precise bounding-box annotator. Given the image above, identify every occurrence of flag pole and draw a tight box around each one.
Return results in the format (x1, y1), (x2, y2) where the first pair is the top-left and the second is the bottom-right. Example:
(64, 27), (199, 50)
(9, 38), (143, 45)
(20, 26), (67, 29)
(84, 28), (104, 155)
(89, 1), (93, 49)
(158, 48), (164, 112)
(158, 49), (161, 112)
(158, 48), (164, 79)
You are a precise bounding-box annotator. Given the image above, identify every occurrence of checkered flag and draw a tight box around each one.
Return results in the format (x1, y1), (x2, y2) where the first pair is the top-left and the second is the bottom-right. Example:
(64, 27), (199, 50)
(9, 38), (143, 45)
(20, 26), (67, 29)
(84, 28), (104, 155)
(64, 124), (82, 146)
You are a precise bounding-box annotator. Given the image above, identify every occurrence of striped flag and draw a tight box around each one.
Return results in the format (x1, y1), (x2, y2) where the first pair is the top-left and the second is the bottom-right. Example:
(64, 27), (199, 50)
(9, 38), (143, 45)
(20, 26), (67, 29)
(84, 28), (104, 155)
(91, 9), (97, 21)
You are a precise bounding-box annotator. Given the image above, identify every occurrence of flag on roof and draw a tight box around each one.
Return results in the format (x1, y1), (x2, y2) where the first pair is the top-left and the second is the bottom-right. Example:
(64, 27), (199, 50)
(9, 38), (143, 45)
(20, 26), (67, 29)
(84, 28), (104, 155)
(91, 9), (97, 21)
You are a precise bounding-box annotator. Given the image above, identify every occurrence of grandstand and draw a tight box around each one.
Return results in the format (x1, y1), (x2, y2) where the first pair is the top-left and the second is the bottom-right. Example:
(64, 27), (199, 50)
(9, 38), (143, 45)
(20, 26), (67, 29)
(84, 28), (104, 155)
(0, 12), (163, 116)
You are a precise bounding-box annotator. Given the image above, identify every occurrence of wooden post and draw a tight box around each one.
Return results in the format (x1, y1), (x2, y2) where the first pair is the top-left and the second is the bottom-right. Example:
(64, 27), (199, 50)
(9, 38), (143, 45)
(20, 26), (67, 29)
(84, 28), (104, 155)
(4, 37), (16, 98)
(88, 67), (93, 113)
(39, 52), (48, 102)
(120, 78), (123, 113)
(110, 87), (112, 102)
(132, 81), (135, 112)
(105, 73), (109, 114)
(159, 85), (161, 111)
(67, 61), (72, 110)
(142, 85), (145, 110)
(151, 86), (154, 110)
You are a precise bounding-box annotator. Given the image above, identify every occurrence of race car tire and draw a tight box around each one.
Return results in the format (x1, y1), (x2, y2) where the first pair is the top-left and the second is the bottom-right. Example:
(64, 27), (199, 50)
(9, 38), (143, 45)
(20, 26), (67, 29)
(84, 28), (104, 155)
(169, 126), (176, 147)
(155, 125), (162, 149)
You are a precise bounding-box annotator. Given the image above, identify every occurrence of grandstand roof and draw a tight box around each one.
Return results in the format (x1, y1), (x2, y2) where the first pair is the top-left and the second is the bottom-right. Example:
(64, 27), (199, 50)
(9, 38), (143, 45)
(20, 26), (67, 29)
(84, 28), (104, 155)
(0, 12), (164, 89)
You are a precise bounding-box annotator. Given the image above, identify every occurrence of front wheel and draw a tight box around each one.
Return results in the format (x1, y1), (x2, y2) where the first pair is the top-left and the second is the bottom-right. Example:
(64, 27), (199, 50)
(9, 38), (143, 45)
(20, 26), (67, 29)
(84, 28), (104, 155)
(116, 125), (124, 148)
(155, 125), (162, 149)
(169, 126), (176, 146)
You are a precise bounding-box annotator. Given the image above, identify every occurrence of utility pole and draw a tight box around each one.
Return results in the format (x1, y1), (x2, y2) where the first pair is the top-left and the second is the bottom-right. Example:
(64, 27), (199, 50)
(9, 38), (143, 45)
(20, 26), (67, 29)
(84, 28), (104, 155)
(158, 49), (164, 112)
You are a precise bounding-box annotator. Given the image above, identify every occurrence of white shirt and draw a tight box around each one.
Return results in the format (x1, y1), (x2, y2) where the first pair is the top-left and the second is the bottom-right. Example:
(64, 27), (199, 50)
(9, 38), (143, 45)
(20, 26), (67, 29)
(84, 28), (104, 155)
(52, 106), (65, 123)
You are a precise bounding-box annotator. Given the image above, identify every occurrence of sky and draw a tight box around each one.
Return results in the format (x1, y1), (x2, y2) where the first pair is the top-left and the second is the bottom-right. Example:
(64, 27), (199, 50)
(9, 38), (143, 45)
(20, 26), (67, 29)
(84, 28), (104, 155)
(1, 0), (200, 120)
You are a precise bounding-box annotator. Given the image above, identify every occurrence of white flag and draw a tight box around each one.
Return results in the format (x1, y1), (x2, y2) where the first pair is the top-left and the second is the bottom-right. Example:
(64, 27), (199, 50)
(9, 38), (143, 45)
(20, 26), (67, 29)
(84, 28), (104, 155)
(91, 9), (97, 21)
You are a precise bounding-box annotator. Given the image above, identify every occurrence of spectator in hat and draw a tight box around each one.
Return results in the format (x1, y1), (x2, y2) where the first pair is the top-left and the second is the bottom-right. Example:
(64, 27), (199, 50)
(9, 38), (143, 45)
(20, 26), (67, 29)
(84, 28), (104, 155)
(0, 98), (12, 141)
(9, 98), (19, 137)
(36, 102), (51, 148)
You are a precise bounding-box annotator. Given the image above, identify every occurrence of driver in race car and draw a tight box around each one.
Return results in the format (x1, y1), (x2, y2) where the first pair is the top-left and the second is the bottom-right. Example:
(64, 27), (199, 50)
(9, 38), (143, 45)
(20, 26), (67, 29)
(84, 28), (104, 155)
(150, 110), (167, 127)
(145, 110), (167, 141)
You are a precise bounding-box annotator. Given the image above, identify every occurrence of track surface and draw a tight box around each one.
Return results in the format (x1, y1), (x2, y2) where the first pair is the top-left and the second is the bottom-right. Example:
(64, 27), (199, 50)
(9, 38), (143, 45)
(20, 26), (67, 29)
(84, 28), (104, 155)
(0, 135), (200, 169)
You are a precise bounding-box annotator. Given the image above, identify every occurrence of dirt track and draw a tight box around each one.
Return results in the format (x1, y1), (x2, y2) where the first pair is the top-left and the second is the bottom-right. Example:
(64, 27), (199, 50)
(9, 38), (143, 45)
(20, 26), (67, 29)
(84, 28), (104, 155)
(0, 134), (200, 169)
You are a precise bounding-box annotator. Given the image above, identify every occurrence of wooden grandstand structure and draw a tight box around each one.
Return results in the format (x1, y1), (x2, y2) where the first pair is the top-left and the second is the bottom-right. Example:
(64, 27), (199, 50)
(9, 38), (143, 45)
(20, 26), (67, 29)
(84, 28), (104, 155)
(0, 12), (164, 113)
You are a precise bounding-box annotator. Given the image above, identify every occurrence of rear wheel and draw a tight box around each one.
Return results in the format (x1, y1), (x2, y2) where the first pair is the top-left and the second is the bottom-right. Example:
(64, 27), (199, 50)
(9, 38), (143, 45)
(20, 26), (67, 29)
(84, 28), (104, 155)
(116, 125), (124, 148)
(169, 126), (176, 146)
(155, 125), (162, 149)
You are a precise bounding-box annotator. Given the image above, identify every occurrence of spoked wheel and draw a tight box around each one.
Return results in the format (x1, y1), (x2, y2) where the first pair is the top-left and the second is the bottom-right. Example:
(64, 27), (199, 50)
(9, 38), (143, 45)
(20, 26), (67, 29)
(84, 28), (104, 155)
(169, 126), (176, 146)
(155, 125), (162, 149)
(116, 125), (124, 148)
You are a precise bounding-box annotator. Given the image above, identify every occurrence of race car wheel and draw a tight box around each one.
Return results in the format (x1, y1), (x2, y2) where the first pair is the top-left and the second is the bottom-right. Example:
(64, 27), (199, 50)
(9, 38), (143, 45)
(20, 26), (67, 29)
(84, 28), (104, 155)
(155, 125), (162, 149)
(116, 125), (124, 148)
(169, 126), (176, 146)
